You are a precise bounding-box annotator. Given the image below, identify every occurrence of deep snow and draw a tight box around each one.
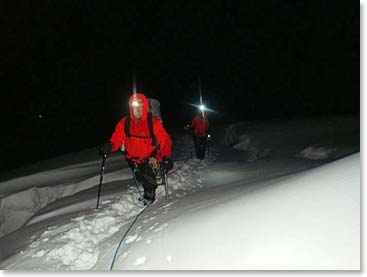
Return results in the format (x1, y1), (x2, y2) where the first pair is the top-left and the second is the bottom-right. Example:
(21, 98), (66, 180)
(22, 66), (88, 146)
(0, 115), (360, 271)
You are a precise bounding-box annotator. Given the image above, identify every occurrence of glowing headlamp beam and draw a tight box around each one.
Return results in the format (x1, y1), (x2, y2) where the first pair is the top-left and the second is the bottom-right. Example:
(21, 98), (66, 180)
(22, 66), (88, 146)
(189, 103), (214, 112)
(199, 78), (204, 117)
(188, 78), (215, 114)
(133, 70), (137, 95)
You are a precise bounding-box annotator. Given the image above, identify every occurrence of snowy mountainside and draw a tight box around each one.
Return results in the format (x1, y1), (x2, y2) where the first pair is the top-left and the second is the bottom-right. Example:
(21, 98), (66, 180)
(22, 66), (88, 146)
(0, 116), (359, 270)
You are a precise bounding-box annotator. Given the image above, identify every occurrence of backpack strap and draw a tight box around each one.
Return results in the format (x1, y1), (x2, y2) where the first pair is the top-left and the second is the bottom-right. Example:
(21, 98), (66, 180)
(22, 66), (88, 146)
(124, 112), (160, 148)
(148, 112), (160, 149)
(125, 113), (131, 138)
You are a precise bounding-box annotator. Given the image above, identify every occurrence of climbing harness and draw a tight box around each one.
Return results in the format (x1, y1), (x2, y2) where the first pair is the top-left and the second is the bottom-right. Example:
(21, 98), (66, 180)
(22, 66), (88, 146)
(148, 157), (160, 174)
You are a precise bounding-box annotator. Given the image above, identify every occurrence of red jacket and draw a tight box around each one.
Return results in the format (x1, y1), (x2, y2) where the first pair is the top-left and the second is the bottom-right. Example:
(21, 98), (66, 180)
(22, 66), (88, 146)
(191, 113), (209, 136)
(109, 93), (172, 163)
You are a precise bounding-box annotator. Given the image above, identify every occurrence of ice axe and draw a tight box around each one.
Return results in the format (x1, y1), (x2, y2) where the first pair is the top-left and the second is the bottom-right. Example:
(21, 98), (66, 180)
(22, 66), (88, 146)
(96, 154), (107, 209)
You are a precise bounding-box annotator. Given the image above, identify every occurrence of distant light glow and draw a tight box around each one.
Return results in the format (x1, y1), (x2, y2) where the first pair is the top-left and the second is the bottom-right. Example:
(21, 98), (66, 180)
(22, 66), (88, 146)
(189, 103), (214, 112)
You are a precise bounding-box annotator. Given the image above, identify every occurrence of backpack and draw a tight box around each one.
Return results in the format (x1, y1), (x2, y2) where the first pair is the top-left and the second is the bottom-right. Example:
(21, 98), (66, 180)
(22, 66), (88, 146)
(148, 98), (163, 122)
(124, 98), (161, 148)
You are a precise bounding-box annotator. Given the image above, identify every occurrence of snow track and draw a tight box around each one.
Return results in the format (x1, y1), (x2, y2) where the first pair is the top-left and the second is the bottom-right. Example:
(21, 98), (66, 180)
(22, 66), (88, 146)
(1, 134), (216, 270)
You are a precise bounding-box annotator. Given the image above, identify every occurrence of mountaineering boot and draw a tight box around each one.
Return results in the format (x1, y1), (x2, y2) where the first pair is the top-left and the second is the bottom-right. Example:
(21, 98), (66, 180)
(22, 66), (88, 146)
(144, 189), (156, 202)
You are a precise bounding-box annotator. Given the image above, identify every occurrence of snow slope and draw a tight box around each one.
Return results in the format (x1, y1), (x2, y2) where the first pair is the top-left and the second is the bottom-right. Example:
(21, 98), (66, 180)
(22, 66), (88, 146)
(113, 153), (359, 270)
(0, 154), (128, 237)
(0, 116), (360, 270)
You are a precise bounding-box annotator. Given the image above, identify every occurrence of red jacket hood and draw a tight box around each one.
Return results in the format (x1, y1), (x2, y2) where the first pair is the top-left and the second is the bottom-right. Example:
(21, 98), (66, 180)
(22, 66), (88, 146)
(129, 93), (149, 121)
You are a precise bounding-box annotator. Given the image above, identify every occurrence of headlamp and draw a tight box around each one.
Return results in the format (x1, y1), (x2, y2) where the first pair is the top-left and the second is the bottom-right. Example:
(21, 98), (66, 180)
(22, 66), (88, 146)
(129, 99), (144, 107)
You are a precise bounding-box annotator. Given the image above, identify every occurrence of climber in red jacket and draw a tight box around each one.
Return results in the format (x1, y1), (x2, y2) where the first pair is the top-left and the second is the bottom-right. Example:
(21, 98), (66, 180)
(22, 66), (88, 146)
(190, 111), (210, 160)
(99, 93), (173, 202)
(191, 112), (209, 137)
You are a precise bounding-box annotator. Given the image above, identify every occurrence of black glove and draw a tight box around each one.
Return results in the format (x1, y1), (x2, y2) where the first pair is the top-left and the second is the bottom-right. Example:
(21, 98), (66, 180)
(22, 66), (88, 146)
(99, 141), (113, 157)
(162, 157), (173, 172)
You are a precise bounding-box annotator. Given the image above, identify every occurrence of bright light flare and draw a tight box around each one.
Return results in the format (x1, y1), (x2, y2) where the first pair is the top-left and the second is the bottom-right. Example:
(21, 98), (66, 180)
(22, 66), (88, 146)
(189, 103), (214, 112)
(129, 99), (144, 108)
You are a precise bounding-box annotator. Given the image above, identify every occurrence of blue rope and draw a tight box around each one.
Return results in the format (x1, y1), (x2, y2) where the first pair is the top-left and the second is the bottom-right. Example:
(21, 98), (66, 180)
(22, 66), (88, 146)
(109, 202), (151, 270)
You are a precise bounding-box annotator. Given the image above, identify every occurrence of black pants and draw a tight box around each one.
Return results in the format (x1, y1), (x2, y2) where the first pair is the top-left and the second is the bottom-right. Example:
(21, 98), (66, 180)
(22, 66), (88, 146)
(129, 159), (157, 197)
(193, 135), (207, 160)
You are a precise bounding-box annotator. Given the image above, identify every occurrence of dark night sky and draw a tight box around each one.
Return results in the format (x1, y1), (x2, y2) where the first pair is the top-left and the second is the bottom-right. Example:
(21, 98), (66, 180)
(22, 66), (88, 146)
(0, 1), (359, 173)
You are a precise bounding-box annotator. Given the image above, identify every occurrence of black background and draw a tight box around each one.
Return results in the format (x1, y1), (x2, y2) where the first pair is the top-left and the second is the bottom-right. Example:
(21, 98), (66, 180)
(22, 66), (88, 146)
(0, 1), (359, 173)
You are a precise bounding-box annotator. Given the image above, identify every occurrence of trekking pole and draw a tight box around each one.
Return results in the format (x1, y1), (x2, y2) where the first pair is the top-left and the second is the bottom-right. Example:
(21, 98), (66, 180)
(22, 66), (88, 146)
(207, 142), (210, 159)
(164, 170), (169, 203)
(96, 154), (107, 209)
(207, 136), (210, 159)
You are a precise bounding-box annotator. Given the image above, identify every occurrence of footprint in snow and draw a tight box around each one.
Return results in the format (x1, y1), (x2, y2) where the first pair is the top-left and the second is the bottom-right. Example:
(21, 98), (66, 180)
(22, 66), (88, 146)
(154, 223), (168, 232)
(149, 222), (159, 230)
(122, 251), (130, 258)
(125, 233), (138, 244)
(32, 250), (46, 258)
(134, 256), (146, 265)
